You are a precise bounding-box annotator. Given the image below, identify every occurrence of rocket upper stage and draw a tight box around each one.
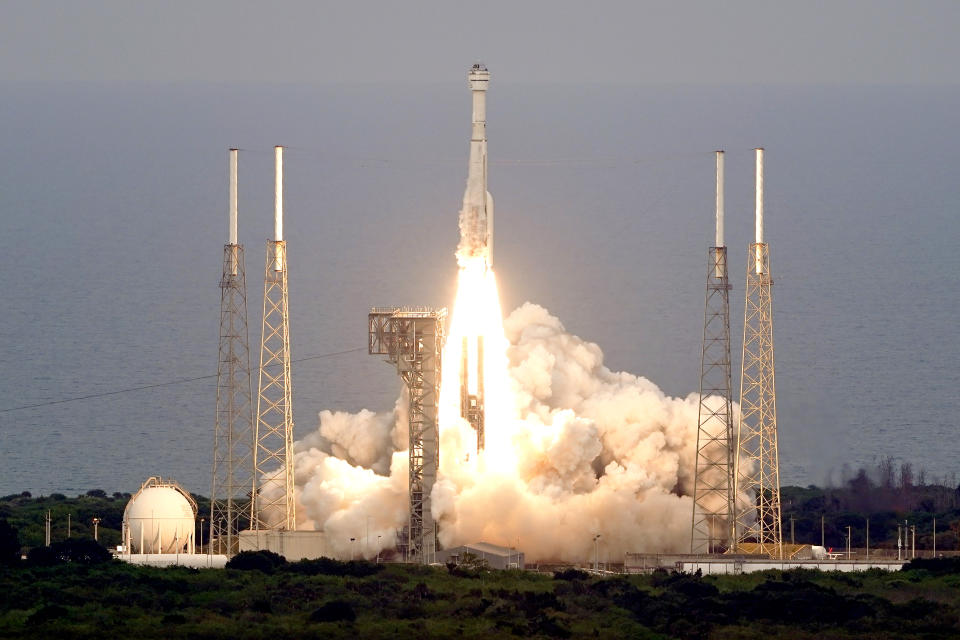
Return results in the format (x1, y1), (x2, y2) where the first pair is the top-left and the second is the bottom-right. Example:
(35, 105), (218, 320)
(458, 63), (494, 266)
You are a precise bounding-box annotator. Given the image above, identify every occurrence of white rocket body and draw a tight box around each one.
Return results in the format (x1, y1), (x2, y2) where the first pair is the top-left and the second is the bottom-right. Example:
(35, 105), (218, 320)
(458, 64), (493, 266)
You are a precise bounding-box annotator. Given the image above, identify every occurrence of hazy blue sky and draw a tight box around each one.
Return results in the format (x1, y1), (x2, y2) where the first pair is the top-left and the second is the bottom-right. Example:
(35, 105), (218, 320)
(3, 1), (959, 85)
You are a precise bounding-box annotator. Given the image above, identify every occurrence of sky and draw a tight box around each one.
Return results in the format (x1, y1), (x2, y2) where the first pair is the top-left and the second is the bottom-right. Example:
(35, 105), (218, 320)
(2, 1), (960, 86)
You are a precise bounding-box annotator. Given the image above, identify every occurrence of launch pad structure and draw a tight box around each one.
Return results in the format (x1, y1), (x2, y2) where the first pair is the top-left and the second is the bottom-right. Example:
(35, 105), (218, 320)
(733, 148), (783, 558)
(253, 146), (296, 532)
(211, 149), (255, 555)
(691, 151), (736, 554)
(369, 307), (446, 564)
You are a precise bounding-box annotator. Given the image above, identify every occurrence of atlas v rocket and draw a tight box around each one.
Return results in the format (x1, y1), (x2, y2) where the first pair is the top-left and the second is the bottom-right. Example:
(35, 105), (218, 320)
(458, 63), (494, 267)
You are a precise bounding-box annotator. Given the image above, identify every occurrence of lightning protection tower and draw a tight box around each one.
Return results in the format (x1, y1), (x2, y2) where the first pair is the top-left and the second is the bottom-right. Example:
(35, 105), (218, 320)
(691, 151), (736, 554)
(733, 148), (783, 558)
(369, 307), (445, 564)
(252, 146), (296, 532)
(211, 149), (255, 555)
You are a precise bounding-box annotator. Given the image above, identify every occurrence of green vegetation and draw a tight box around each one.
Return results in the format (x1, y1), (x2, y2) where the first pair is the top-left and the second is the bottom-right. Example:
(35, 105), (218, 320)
(780, 459), (960, 552)
(0, 471), (958, 638)
(0, 551), (959, 638)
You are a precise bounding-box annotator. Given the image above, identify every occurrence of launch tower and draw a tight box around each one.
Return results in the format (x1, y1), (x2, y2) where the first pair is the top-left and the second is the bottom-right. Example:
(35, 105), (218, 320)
(211, 149), (255, 554)
(734, 148), (783, 557)
(252, 146), (296, 531)
(369, 307), (446, 563)
(691, 151), (736, 554)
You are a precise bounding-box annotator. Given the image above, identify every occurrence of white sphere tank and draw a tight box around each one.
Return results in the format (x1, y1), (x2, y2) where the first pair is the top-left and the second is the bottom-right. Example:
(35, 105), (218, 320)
(123, 478), (196, 554)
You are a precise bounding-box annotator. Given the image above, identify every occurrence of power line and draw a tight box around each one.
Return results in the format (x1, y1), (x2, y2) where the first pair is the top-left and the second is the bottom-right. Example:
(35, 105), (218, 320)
(0, 347), (366, 414)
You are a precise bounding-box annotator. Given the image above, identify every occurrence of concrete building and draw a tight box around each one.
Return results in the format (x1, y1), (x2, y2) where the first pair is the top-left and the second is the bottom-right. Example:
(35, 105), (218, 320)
(238, 529), (329, 561)
(436, 542), (524, 570)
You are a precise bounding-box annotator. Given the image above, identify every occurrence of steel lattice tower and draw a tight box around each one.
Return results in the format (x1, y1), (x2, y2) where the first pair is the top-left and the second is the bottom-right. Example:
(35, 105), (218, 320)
(252, 146), (296, 531)
(211, 149), (254, 555)
(691, 151), (736, 554)
(369, 307), (445, 564)
(734, 148), (783, 558)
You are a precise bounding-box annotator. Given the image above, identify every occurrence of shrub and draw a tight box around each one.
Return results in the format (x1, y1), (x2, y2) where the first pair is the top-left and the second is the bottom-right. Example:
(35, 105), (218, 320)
(0, 519), (20, 564)
(26, 604), (69, 626)
(27, 539), (111, 565)
(225, 549), (286, 573)
(310, 600), (356, 623)
(553, 568), (590, 581)
(284, 557), (382, 577)
(903, 557), (960, 576)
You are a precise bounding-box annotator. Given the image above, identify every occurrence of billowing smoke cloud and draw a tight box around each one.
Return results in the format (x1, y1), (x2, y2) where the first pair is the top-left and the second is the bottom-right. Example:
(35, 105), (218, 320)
(285, 302), (716, 562)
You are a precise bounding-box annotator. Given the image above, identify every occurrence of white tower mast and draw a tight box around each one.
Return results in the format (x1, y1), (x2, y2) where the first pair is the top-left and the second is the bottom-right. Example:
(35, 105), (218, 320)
(734, 147), (783, 558)
(253, 146), (296, 531)
(211, 148), (254, 554)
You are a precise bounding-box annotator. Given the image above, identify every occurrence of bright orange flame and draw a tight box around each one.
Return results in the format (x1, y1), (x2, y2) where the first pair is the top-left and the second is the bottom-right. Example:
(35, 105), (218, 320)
(439, 256), (516, 472)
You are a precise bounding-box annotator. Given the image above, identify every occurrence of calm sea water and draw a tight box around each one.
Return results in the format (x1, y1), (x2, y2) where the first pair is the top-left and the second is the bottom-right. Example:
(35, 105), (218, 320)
(0, 83), (957, 496)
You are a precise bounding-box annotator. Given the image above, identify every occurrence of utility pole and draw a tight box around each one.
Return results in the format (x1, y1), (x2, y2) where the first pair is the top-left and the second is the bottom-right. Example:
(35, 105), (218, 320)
(911, 525), (916, 559)
(790, 515), (795, 546)
(821, 515), (825, 547)
(866, 517), (870, 560)
(92, 517), (101, 542)
(45, 511), (51, 546)
(897, 524), (902, 561)
(67, 514), (71, 538)
(846, 525), (852, 560)
(933, 517), (937, 557)
(593, 534), (601, 572)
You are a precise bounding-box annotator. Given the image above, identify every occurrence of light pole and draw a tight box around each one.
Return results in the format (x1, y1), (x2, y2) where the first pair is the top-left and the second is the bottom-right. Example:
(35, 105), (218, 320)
(92, 517), (101, 542)
(897, 524), (902, 561)
(376, 535), (382, 564)
(846, 525), (851, 560)
(790, 515), (795, 547)
(821, 515), (825, 548)
(933, 517), (937, 557)
(911, 525), (916, 559)
(198, 517), (205, 555)
(866, 517), (870, 560)
(350, 537), (357, 560)
(593, 534), (601, 572)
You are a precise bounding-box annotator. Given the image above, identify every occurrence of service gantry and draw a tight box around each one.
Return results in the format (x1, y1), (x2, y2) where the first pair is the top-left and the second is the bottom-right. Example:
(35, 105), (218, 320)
(368, 307), (446, 564)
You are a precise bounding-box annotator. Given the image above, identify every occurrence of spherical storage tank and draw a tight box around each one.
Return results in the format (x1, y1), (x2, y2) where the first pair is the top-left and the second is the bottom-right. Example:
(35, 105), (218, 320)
(123, 477), (197, 554)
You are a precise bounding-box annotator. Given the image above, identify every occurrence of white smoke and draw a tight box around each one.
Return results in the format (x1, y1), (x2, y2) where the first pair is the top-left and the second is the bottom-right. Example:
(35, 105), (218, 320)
(286, 302), (715, 562)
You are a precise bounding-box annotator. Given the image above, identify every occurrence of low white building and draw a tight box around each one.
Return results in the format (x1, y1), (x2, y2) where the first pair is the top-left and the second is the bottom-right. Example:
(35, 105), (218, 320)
(436, 541), (525, 570)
